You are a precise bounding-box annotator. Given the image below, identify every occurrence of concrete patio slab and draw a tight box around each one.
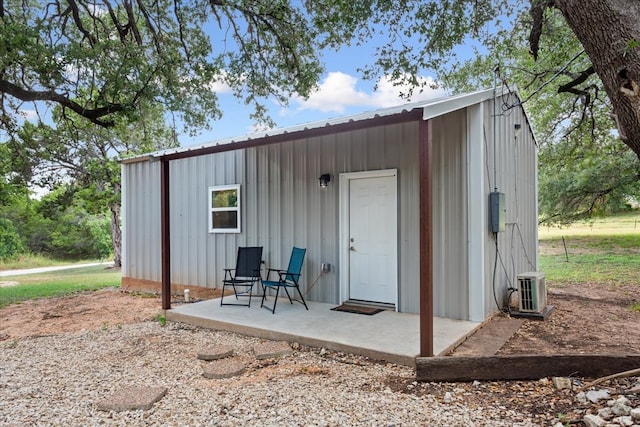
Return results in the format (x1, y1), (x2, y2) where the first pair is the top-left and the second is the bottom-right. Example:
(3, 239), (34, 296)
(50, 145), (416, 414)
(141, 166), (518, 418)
(166, 298), (481, 367)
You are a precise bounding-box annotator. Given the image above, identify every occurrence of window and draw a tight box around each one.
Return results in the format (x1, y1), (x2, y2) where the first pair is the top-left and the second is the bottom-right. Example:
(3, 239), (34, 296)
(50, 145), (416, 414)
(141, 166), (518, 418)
(208, 184), (240, 233)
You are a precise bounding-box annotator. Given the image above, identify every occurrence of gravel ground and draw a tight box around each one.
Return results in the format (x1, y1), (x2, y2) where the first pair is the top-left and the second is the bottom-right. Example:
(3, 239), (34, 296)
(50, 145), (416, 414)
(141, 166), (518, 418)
(0, 321), (547, 427)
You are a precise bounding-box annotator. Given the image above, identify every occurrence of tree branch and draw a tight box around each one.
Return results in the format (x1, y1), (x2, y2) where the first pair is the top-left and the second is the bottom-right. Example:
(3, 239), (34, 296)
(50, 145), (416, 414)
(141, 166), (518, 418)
(529, 0), (554, 60)
(0, 79), (122, 127)
(557, 66), (595, 94)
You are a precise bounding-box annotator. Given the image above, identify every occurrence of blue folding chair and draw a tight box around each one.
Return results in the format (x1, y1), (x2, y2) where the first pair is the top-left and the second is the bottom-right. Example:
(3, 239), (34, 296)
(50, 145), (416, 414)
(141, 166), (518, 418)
(220, 247), (263, 307)
(261, 247), (308, 314)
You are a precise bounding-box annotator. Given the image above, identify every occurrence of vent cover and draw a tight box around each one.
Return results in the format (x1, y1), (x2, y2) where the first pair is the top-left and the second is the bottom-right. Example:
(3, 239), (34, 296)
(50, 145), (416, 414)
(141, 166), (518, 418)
(517, 272), (547, 313)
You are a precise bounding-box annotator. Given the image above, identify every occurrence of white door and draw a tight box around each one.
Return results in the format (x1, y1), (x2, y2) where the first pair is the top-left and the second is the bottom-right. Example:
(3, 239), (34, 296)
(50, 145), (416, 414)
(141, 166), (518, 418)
(348, 175), (397, 304)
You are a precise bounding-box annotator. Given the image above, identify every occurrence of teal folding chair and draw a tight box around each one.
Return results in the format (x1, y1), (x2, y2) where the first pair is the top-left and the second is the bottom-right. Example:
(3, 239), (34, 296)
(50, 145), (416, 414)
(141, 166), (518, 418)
(261, 247), (308, 314)
(221, 246), (263, 307)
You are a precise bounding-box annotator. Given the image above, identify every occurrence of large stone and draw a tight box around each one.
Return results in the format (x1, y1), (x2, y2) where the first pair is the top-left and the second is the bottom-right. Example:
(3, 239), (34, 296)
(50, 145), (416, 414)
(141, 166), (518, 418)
(583, 414), (606, 427)
(96, 386), (167, 412)
(254, 341), (292, 360)
(586, 389), (610, 404)
(197, 345), (234, 361)
(202, 358), (245, 379)
(610, 396), (632, 416)
(612, 415), (634, 427)
(552, 377), (572, 390)
(630, 407), (640, 421)
(611, 401), (632, 417)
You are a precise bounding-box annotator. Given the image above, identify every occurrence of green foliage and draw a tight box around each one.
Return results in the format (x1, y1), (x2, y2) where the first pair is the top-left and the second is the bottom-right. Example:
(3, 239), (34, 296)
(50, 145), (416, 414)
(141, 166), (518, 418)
(155, 314), (167, 327)
(36, 187), (113, 260)
(0, 0), (328, 133)
(437, 9), (640, 225)
(0, 265), (120, 308)
(0, 218), (25, 260)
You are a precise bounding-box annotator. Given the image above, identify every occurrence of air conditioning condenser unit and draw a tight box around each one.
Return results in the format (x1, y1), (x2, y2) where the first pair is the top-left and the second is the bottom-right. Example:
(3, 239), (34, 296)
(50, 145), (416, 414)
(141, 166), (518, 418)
(517, 272), (547, 313)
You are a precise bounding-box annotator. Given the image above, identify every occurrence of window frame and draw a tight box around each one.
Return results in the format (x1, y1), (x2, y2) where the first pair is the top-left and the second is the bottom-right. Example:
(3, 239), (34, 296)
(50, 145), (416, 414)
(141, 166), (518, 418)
(208, 184), (241, 233)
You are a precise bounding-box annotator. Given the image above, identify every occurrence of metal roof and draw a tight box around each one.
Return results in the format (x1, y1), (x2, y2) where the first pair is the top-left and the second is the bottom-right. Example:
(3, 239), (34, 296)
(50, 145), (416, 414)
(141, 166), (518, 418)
(123, 88), (497, 163)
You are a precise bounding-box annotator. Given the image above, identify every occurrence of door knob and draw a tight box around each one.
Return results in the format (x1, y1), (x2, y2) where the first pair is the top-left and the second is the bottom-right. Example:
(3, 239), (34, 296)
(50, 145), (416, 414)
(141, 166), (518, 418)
(349, 246), (356, 251)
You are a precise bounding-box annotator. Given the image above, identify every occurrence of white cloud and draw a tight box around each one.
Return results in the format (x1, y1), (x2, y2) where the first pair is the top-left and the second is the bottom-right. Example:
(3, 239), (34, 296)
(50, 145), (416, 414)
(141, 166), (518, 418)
(292, 72), (447, 114)
(19, 109), (39, 121)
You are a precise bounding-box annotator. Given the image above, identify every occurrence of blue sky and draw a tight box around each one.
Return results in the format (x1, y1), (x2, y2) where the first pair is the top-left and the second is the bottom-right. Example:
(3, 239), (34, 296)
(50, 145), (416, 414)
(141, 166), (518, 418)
(178, 43), (449, 147)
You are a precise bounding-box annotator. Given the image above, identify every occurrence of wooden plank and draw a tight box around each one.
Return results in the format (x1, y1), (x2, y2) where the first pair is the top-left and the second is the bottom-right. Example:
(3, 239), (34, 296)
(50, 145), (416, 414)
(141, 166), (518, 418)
(416, 354), (640, 382)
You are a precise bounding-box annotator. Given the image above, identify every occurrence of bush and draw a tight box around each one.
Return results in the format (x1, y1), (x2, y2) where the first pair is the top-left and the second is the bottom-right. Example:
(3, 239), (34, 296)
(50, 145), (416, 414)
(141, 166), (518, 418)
(0, 218), (25, 260)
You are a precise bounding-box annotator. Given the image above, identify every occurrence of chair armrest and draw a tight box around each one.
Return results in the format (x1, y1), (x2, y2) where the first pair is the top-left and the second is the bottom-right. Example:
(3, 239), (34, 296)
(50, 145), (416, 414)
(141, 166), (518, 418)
(266, 268), (285, 280)
(223, 268), (235, 280)
(277, 271), (301, 281)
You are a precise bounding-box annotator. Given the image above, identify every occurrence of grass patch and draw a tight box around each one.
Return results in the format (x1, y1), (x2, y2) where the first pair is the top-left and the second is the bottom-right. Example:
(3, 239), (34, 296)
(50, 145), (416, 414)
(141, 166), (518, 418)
(539, 253), (640, 286)
(0, 254), (106, 270)
(539, 227), (640, 286)
(0, 265), (121, 308)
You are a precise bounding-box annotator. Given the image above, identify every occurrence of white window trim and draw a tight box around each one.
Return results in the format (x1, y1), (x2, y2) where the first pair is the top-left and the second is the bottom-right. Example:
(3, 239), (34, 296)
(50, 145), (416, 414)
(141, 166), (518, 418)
(208, 184), (241, 233)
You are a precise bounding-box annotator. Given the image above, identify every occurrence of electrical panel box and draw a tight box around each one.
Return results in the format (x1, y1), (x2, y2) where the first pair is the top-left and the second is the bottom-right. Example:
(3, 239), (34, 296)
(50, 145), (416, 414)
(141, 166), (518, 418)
(489, 192), (506, 233)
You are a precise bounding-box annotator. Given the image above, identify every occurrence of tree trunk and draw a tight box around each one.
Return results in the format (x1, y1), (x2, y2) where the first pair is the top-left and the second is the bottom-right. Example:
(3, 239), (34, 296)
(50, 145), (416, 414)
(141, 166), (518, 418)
(110, 185), (122, 267)
(554, 0), (640, 160)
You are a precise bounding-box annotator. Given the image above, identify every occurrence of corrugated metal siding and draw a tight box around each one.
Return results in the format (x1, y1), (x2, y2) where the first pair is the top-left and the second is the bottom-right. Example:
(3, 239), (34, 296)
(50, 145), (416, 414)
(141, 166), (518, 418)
(121, 94), (538, 320)
(169, 151), (246, 287)
(430, 110), (469, 318)
(121, 160), (161, 282)
(128, 121), (423, 309)
(481, 95), (539, 317)
(244, 123), (422, 309)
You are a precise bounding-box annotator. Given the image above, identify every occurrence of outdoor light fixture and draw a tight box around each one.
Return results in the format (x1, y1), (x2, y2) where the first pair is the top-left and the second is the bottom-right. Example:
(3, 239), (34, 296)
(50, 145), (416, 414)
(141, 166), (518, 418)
(514, 123), (522, 139)
(318, 174), (331, 188)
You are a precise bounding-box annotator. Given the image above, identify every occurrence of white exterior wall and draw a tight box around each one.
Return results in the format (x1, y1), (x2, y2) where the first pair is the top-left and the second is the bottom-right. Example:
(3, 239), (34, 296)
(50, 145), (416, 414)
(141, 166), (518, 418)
(480, 95), (539, 318)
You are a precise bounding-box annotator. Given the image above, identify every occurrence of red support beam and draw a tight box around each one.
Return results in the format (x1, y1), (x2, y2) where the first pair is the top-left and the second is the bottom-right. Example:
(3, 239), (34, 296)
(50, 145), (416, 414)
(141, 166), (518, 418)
(419, 119), (434, 357)
(160, 159), (171, 310)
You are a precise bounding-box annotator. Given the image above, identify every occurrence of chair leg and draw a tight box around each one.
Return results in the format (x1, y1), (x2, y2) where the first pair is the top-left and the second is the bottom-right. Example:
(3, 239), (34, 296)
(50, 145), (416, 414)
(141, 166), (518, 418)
(295, 286), (309, 310)
(261, 284), (279, 313)
(270, 286), (280, 314)
(260, 284), (267, 308)
(282, 286), (294, 304)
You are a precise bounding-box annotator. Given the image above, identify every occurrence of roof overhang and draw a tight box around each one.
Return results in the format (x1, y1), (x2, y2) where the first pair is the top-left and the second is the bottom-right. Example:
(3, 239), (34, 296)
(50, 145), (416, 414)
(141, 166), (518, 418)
(122, 88), (501, 164)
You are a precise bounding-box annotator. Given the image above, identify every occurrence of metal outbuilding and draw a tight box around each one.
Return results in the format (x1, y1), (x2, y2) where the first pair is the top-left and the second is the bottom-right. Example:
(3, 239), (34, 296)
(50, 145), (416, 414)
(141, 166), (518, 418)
(121, 87), (539, 356)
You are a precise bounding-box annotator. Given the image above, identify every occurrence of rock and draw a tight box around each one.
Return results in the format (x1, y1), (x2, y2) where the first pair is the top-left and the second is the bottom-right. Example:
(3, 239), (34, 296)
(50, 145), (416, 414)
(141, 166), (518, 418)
(630, 407), (640, 421)
(197, 345), (234, 361)
(202, 358), (245, 379)
(613, 415), (634, 426)
(583, 414), (606, 427)
(611, 401), (632, 417)
(586, 389), (610, 404)
(254, 341), (292, 360)
(597, 407), (613, 420)
(443, 392), (453, 403)
(552, 377), (572, 390)
(576, 391), (588, 405)
(613, 397), (632, 407)
(96, 386), (167, 412)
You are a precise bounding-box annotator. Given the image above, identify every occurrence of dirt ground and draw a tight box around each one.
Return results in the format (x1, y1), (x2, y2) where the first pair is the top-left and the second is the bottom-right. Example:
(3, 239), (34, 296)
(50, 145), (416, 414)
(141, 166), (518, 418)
(1, 281), (638, 356)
